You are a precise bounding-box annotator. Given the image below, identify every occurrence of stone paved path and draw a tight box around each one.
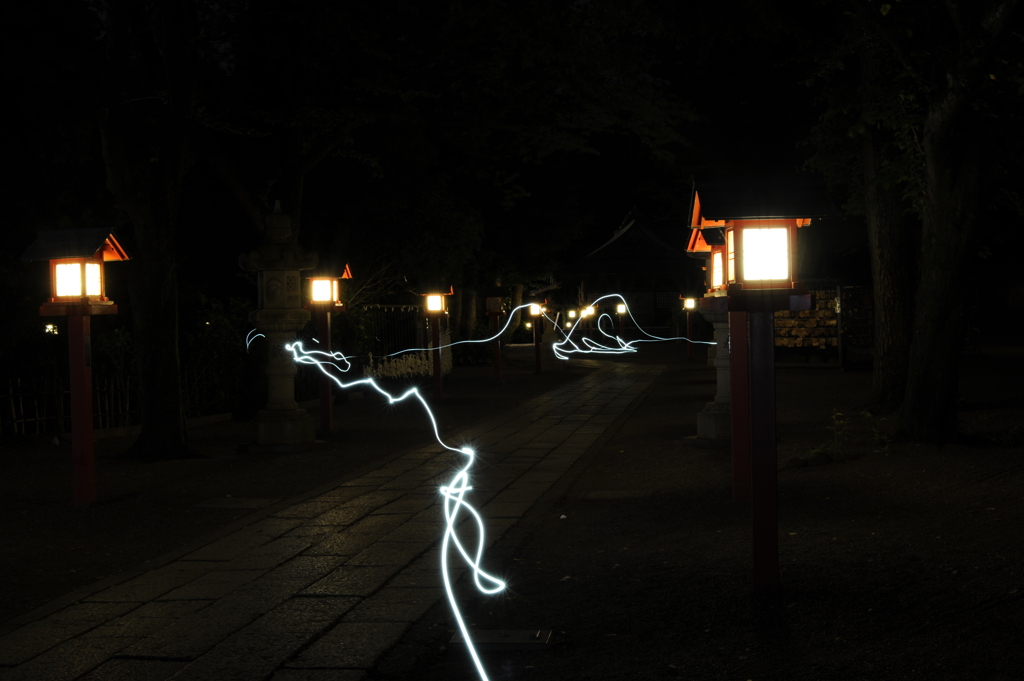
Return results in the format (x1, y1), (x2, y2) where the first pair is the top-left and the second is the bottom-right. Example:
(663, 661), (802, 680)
(0, 362), (664, 681)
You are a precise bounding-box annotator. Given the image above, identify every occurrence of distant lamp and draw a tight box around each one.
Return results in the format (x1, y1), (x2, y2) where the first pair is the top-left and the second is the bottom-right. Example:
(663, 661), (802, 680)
(568, 309), (577, 319)
(616, 303), (626, 314)
(421, 284), (452, 315)
(307, 262), (351, 307)
(525, 321), (533, 329)
(683, 297), (696, 310)
(582, 306), (595, 317)
(419, 283), (453, 398)
(529, 303), (542, 316)
(45, 324), (58, 335)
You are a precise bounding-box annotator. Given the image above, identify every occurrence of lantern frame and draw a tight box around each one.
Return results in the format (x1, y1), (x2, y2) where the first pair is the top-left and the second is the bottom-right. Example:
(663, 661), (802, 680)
(420, 285), (453, 316)
(686, 176), (834, 309)
(21, 229), (130, 316)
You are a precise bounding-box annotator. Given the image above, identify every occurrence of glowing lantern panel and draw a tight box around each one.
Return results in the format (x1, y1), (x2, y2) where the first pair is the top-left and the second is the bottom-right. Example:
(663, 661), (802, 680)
(56, 263), (82, 297)
(616, 303), (626, 314)
(529, 303), (541, 316)
(311, 279), (333, 302)
(426, 294), (444, 312)
(742, 227), (789, 281)
(711, 252), (724, 288)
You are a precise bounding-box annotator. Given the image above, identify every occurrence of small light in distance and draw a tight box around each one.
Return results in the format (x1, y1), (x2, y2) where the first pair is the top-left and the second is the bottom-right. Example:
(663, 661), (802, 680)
(426, 295), (444, 312)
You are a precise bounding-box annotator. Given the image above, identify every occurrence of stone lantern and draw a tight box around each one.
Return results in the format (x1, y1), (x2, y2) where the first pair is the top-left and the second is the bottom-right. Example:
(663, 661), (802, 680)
(240, 202), (317, 449)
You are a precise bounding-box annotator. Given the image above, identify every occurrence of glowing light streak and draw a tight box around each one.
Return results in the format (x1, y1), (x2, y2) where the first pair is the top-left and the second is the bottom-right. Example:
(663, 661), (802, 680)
(378, 303), (542, 359)
(549, 294), (715, 360)
(245, 329), (265, 351)
(285, 342), (505, 681)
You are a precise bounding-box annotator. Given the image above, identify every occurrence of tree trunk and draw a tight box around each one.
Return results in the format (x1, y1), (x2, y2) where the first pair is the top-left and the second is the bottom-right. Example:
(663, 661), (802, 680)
(98, 0), (198, 460)
(899, 115), (979, 441)
(863, 131), (916, 412)
(99, 116), (196, 459)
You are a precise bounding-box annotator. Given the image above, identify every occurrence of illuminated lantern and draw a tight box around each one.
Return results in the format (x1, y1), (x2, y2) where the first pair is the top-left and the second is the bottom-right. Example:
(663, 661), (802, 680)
(306, 261), (352, 307)
(686, 176), (835, 597)
(23, 228), (130, 315)
(419, 283), (453, 398)
(682, 297), (697, 310)
(21, 228), (130, 508)
(687, 176), (833, 304)
(304, 260), (352, 434)
(422, 284), (452, 315)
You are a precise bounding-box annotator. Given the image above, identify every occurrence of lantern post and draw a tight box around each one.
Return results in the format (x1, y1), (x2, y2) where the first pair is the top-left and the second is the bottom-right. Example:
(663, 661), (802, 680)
(681, 296), (697, 360)
(21, 229), (130, 508)
(485, 296), (505, 383)
(687, 176), (834, 596)
(306, 262), (351, 435)
(422, 285), (452, 399)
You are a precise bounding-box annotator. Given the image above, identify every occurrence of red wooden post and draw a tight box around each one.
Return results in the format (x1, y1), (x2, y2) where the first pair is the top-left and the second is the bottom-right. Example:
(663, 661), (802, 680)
(431, 314), (442, 398)
(729, 311), (751, 503)
(749, 311), (779, 595)
(317, 306), (332, 434)
(491, 313), (503, 383)
(68, 314), (95, 508)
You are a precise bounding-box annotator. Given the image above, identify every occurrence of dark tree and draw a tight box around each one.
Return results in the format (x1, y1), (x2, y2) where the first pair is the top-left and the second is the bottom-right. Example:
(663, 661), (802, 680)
(808, 0), (1021, 440)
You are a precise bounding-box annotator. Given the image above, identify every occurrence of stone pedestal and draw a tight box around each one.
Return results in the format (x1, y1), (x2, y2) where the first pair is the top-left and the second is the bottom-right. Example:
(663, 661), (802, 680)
(240, 203), (317, 450)
(696, 308), (731, 445)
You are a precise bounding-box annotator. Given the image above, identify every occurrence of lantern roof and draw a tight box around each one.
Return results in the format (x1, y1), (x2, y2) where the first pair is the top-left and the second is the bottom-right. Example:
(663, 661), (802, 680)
(690, 175), (835, 223)
(21, 228), (130, 262)
(306, 255), (353, 280)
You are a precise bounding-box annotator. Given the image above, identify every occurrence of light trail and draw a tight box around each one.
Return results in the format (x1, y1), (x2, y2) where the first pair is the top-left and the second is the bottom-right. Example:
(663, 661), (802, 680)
(245, 329), (265, 351)
(285, 342), (504, 681)
(549, 293), (714, 360)
(377, 303), (536, 359)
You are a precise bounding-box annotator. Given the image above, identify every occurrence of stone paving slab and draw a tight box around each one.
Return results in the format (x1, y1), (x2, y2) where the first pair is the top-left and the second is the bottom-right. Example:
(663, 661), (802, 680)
(164, 597), (361, 681)
(286, 621), (410, 670)
(0, 362), (664, 680)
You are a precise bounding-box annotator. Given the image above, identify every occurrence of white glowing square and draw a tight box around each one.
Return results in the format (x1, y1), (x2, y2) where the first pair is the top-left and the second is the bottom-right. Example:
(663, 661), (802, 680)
(311, 279), (332, 302)
(55, 263), (81, 297)
(616, 303), (626, 314)
(85, 263), (101, 296)
(742, 227), (789, 280)
(426, 295), (443, 311)
(529, 303), (541, 316)
(712, 251), (723, 288)
(568, 310), (577, 318)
